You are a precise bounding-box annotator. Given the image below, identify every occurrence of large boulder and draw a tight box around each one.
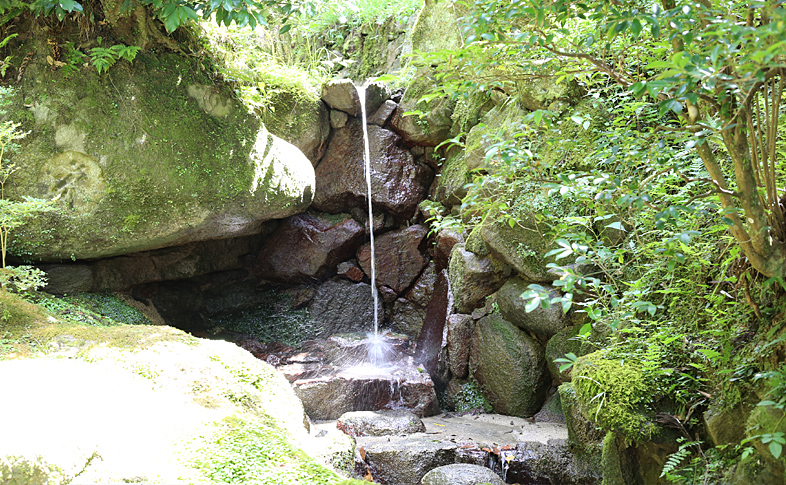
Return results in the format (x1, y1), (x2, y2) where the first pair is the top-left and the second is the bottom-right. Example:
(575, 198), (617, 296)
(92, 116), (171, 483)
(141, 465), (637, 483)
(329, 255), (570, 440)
(321, 79), (389, 117)
(312, 119), (431, 220)
(496, 277), (570, 337)
(254, 212), (364, 283)
(357, 224), (428, 294)
(11, 52), (315, 262)
(446, 314), (474, 379)
(263, 96), (330, 166)
(469, 315), (549, 416)
(448, 244), (510, 313)
(464, 100), (528, 171)
(0, 302), (348, 484)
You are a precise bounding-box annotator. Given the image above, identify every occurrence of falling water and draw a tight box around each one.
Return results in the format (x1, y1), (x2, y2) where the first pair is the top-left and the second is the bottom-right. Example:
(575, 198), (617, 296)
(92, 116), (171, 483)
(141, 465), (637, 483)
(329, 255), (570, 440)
(356, 82), (380, 337)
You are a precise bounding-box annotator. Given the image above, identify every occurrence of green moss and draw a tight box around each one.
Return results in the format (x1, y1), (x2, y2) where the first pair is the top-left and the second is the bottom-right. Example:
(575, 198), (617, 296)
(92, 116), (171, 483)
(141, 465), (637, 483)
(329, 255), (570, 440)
(601, 431), (627, 485)
(453, 381), (493, 413)
(573, 352), (653, 442)
(435, 153), (469, 206)
(191, 415), (354, 485)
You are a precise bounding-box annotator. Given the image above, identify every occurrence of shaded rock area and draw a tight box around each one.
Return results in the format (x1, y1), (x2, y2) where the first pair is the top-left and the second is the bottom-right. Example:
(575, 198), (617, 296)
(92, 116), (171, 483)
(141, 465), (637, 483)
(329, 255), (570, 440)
(357, 224), (428, 294)
(496, 277), (569, 337)
(308, 280), (384, 338)
(253, 212), (364, 283)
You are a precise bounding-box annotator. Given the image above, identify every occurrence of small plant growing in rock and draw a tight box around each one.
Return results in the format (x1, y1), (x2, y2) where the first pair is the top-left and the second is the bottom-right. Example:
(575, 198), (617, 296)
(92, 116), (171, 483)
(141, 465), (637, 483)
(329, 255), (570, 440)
(0, 85), (55, 292)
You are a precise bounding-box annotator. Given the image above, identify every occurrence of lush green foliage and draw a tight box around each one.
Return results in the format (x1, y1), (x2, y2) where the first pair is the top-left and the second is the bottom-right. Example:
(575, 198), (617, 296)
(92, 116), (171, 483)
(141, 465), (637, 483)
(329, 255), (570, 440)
(27, 292), (153, 327)
(88, 37), (141, 74)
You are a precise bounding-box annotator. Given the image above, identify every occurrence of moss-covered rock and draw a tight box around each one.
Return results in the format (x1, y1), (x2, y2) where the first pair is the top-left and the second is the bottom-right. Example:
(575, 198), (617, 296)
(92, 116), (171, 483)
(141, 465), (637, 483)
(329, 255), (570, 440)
(559, 383), (605, 450)
(546, 324), (594, 383)
(463, 100), (528, 171)
(496, 276), (570, 337)
(572, 352), (653, 442)
(0, 292), (356, 484)
(9, 50), (314, 262)
(434, 153), (469, 208)
(448, 243), (510, 313)
(469, 314), (549, 416)
(537, 98), (609, 170)
(515, 77), (584, 113)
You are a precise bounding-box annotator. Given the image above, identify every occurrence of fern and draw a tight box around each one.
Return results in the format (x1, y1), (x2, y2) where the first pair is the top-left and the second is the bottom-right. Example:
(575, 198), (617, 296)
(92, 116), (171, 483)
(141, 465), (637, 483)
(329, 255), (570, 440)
(660, 439), (700, 482)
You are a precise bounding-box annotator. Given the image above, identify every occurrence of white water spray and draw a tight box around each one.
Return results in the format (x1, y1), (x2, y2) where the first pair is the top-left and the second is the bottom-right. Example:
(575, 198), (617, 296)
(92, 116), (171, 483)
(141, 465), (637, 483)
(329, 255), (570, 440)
(356, 82), (380, 337)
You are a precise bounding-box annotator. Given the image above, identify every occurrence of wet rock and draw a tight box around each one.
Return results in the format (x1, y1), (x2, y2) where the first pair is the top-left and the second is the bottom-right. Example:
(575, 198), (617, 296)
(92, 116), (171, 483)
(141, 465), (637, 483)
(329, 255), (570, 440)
(368, 100), (397, 127)
(321, 79), (389, 117)
(559, 383), (605, 450)
(516, 77), (584, 112)
(322, 79), (361, 116)
(43, 236), (261, 294)
(434, 154), (469, 207)
(378, 285), (398, 304)
(391, 298), (427, 337)
(254, 213), (364, 283)
(496, 277), (570, 337)
(357, 225), (428, 294)
(330, 109), (348, 129)
(337, 260), (365, 282)
(545, 324), (592, 383)
(308, 279), (383, 338)
(321, 333), (411, 367)
(406, 263), (437, 307)
(312, 120), (431, 220)
(337, 409), (425, 437)
(421, 464), (504, 485)
(293, 356), (440, 420)
(446, 314), (473, 379)
(503, 440), (601, 485)
(448, 244), (510, 313)
(470, 315), (549, 416)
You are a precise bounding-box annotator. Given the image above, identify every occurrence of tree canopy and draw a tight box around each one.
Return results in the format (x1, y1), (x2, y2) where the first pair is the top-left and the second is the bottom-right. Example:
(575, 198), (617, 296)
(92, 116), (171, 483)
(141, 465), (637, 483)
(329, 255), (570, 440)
(421, 0), (786, 278)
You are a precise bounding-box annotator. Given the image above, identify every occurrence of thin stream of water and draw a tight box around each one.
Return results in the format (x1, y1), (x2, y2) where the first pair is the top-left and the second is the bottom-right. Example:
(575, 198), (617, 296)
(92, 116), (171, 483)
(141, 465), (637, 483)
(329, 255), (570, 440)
(356, 82), (380, 336)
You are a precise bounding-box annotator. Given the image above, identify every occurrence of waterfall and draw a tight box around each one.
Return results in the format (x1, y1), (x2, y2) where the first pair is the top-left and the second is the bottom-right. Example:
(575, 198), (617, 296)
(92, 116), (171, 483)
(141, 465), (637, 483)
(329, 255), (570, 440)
(356, 83), (380, 336)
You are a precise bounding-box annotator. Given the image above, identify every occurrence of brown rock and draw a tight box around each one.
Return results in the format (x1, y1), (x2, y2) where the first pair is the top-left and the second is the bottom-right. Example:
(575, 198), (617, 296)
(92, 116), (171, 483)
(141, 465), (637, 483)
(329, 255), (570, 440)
(368, 100), (397, 126)
(338, 260), (365, 282)
(357, 225), (428, 294)
(447, 314), (474, 379)
(254, 213), (364, 283)
(312, 120), (431, 221)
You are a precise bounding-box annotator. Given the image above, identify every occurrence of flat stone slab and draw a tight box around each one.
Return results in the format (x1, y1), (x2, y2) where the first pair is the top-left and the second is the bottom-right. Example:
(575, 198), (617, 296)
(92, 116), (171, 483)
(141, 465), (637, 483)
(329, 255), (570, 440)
(337, 410), (425, 437)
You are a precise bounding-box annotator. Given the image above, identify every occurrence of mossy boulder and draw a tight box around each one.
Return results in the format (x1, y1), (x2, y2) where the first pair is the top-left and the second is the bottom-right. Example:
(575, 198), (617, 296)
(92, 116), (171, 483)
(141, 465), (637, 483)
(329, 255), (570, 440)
(9, 51), (314, 262)
(546, 324), (594, 383)
(469, 314), (549, 416)
(464, 100), (528, 171)
(515, 77), (584, 112)
(537, 98), (610, 170)
(572, 352), (653, 442)
(448, 244), (510, 313)
(559, 383), (605, 450)
(0, 291), (355, 484)
(434, 153), (469, 208)
(496, 276), (570, 337)
(479, 206), (567, 283)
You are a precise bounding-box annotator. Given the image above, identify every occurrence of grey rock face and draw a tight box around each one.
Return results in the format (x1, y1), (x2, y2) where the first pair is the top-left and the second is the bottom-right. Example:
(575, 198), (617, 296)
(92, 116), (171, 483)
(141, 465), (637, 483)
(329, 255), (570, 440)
(421, 464), (505, 485)
(496, 277), (570, 337)
(308, 279), (383, 337)
(321, 79), (389, 117)
(313, 120), (431, 220)
(254, 213), (364, 283)
(337, 409), (425, 437)
(469, 315), (549, 416)
(368, 99), (398, 126)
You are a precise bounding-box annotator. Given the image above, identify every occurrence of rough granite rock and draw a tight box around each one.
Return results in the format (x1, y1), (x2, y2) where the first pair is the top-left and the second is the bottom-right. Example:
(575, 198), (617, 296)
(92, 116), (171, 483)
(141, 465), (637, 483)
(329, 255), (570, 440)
(337, 410), (425, 437)
(496, 277), (570, 337)
(368, 100), (398, 127)
(420, 464), (504, 485)
(469, 314), (550, 416)
(307, 279), (384, 338)
(253, 213), (364, 283)
(448, 244), (510, 313)
(434, 226), (464, 270)
(312, 119), (431, 220)
(11, 52), (315, 262)
(321, 79), (389, 117)
(391, 298), (427, 337)
(357, 225), (428, 294)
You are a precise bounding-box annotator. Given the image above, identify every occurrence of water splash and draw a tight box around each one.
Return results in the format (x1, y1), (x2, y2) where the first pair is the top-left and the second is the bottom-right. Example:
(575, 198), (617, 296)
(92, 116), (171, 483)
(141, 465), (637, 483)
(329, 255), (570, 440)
(356, 82), (380, 337)
(365, 331), (395, 367)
